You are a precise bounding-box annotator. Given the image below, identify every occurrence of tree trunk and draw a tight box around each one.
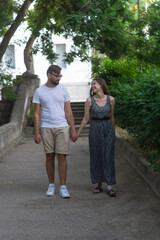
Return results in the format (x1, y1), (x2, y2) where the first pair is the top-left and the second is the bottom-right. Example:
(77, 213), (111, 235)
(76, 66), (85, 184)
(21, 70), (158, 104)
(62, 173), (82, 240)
(24, 36), (35, 73)
(0, 0), (33, 61)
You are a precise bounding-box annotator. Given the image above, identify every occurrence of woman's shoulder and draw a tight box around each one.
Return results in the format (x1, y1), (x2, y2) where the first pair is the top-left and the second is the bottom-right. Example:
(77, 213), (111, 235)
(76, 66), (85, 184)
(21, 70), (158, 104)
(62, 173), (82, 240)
(86, 96), (91, 102)
(85, 97), (92, 106)
(108, 95), (115, 104)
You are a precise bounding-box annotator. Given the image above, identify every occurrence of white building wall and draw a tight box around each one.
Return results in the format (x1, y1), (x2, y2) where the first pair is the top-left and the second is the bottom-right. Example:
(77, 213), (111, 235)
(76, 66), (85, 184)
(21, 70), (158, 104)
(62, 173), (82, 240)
(2, 28), (91, 102)
(34, 35), (91, 101)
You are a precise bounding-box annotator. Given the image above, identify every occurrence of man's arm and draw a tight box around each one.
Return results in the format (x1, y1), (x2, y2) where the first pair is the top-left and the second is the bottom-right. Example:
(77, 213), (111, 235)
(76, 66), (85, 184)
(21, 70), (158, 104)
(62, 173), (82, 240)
(34, 103), (42, 144)
(64, 101), (77, 141)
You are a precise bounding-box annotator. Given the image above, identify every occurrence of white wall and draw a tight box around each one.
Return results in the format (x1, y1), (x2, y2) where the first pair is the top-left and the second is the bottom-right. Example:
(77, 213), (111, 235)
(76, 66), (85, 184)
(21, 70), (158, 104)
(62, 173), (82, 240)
(53, 35), (91, 101)
(2, 28), (92, 101)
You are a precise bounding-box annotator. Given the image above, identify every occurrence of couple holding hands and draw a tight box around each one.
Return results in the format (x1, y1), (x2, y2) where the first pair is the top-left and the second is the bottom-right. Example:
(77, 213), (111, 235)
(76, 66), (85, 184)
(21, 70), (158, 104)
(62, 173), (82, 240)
(33, 65), (116, 199)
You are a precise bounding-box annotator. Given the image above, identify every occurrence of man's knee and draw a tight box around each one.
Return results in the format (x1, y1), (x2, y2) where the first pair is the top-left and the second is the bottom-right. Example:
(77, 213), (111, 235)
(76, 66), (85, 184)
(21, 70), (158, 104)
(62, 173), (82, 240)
(46, 153), (55, 161)
(56, 154), (66, 162)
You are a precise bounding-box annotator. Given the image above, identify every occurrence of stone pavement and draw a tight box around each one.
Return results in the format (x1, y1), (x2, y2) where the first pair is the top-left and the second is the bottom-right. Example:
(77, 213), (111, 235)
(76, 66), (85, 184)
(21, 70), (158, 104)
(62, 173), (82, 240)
(0, 136), (160, 240)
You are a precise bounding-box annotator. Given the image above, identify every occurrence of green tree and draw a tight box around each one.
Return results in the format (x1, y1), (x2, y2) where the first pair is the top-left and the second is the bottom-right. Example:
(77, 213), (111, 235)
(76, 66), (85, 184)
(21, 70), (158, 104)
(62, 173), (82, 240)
(143, 0), (160, 65)
(0, 0), (33, 61)
(1, 0), (160, 70)
(24, 0), (86, 71)
(0, 0), (17, 36)
(62, 0), (135, 61)
(59, 0), (160, 65)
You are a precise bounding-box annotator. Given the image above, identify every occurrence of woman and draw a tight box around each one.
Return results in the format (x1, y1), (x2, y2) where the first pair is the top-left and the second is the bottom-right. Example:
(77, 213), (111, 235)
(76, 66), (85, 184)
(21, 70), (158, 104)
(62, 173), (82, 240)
(77, 78), (116, 197)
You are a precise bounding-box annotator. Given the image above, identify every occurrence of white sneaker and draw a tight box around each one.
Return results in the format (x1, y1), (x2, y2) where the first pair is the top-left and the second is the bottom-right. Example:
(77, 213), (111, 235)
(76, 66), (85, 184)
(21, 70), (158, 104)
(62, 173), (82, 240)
(59, 186), (70, 198)
(46, 184), (55, 197)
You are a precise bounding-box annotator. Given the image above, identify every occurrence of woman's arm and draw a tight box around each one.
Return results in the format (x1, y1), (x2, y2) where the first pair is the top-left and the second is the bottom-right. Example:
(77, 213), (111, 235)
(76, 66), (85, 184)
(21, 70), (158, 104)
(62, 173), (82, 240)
(77, 97), (91, 137)
(110, 96), (115, 130)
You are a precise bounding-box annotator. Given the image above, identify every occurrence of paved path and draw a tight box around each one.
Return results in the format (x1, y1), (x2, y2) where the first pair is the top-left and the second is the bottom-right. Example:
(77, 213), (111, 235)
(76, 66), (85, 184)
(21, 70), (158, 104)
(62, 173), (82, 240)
(0, 137), (160, 240)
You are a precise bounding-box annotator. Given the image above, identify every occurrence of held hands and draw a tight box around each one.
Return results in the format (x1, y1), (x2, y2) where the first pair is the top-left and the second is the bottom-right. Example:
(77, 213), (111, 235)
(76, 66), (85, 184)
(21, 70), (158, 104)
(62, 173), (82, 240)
(70, 130), (79, 142)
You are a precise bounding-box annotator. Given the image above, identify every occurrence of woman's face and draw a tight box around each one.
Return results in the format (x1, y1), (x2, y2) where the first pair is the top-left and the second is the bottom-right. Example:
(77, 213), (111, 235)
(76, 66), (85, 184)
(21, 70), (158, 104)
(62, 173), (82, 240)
(91, 80), (102, 93)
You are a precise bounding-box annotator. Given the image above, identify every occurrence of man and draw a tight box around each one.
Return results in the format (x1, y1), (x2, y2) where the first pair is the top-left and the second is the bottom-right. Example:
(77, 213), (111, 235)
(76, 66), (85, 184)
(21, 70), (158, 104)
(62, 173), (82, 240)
(33, 65), (77, 198)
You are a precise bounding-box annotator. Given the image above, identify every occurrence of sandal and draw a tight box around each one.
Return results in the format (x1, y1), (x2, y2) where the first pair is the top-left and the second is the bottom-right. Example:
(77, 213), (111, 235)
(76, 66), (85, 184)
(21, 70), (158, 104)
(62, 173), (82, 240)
(93, 187), (103, 194)
(108, 189), (116, 197)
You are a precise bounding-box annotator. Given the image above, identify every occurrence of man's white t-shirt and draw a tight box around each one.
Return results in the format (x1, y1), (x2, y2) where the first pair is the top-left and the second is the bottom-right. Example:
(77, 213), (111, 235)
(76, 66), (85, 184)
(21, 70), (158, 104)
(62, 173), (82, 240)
(33, 84), (70, 128)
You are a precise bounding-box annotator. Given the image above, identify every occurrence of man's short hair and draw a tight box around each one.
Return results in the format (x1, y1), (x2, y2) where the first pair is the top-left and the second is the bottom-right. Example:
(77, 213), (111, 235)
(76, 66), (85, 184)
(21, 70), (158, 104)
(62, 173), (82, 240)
(47, 65), (61, 75)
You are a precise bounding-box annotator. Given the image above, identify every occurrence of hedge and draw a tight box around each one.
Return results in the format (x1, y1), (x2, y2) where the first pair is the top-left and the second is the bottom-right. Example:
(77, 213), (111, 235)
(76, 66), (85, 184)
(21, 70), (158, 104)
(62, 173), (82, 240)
(111, 69), (160, 170)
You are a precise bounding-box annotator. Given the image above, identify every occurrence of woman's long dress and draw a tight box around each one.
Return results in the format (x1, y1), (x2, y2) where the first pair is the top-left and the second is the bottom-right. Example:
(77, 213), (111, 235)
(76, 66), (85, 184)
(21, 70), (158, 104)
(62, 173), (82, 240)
(89, 95), (116, 185)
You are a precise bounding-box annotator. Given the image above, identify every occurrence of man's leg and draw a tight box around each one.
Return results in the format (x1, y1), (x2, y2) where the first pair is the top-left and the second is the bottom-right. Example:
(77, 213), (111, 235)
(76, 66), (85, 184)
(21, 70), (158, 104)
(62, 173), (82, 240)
(46, 152), (55, 183)
(45, 152), (55, 197)
(56, 154), (67, 185)
(57, 153), (70, 198)
(55, 127), (70, 198)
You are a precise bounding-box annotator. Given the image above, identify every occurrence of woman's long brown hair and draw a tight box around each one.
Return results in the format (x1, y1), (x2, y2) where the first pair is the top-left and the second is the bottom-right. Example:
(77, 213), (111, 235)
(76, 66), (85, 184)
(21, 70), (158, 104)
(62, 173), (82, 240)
(90, 78), (110, 96)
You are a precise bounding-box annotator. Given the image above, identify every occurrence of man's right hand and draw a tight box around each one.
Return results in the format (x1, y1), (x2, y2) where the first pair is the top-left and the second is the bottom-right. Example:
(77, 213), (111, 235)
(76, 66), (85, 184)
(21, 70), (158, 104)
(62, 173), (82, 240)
(70, 129), (78, 142)
(34, 134), (42, 144)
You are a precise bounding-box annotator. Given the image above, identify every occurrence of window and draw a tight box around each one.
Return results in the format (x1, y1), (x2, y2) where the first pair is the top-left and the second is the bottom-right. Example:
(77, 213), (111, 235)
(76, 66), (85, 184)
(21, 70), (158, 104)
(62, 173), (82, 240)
(5, 45), (15, 69)
(55, 44), (66, 68)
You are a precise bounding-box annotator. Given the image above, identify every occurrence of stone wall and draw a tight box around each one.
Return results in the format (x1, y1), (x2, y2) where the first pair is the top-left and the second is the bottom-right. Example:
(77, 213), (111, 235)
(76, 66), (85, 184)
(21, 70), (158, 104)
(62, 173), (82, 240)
(116, 132), (160, 198)
(0, 72), (39, 158)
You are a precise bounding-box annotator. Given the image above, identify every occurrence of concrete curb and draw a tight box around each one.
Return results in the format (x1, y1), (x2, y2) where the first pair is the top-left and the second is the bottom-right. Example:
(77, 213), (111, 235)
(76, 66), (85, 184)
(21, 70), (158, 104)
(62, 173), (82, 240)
(116, 132), (160, 198)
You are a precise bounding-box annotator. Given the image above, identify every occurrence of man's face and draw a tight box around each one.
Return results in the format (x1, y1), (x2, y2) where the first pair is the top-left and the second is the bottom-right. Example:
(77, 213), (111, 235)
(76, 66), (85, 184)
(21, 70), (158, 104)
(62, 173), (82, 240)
(49, 72), (62, 86)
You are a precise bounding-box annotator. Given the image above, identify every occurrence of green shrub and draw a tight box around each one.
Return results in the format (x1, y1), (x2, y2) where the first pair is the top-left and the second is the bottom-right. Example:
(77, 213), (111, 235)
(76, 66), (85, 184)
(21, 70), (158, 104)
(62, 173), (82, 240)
(0, 71), (21, 101)
(94, 57), (160, 86)
(111, 69), (160, 170)
(93, 58), (141, 85)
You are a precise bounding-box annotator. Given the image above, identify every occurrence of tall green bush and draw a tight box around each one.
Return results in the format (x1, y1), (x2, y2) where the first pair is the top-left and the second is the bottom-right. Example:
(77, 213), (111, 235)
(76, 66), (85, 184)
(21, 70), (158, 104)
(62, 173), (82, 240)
(111, 70), (160, 170)
(93, 57), (159, 86)
(93, 58), (141, 85)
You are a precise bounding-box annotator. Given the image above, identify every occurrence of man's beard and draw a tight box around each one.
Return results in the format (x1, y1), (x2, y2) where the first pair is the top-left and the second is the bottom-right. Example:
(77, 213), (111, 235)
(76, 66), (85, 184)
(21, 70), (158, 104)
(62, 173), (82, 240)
(51, 79), (59, 86)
